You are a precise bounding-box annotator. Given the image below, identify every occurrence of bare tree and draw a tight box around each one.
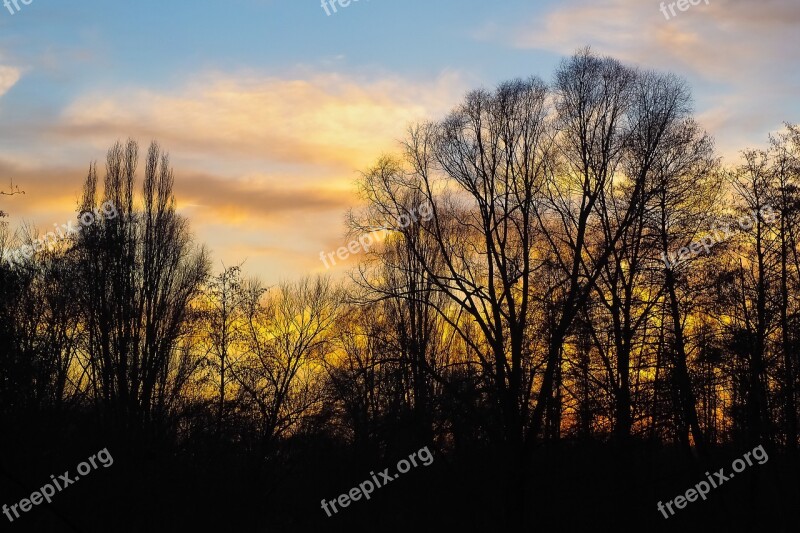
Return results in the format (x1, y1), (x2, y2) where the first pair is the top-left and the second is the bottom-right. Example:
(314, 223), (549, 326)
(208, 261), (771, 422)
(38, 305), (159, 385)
(234, 276), (342, 448)
(78, 140), (210, 431)
(197, 263), (247, 435)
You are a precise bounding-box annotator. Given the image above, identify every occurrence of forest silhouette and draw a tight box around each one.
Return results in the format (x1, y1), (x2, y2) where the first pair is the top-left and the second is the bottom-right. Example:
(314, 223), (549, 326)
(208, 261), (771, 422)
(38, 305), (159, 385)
(1, 49), (798, 532)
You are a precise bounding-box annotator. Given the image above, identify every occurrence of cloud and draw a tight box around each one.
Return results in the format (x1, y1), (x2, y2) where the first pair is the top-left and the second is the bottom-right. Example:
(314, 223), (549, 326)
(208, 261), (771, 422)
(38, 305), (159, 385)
(0, 65), (21, 98)
(0, 68), (471, 281)
(172, 169), (353, 224)
(53, 70), (465, 175)
(482, 0), (800, 160)
(0, 156), (358, 281)
(502, 0), (799, 76)
(0, 159), (84, 215)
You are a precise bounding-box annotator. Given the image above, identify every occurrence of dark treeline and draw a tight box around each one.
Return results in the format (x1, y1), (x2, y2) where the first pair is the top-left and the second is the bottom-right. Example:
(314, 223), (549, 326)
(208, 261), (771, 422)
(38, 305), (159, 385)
(1, 50), (799, 532)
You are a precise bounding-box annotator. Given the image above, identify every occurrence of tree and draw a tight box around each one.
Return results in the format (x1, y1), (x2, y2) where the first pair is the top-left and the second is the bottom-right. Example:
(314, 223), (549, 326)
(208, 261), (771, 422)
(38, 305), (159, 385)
(197, 263), (247, 436)
(78, 140), (210, 432)
(233, 276), (342, 449)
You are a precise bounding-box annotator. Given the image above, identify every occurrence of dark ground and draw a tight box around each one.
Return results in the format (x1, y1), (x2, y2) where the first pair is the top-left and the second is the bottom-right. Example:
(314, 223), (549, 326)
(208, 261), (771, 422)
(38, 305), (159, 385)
(1, 413), (797, 533)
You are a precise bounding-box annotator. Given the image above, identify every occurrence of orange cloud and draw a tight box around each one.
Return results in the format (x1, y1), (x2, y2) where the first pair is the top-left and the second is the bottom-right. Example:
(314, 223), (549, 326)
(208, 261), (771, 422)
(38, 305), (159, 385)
(53, 70), (465, 178)
(0, 65), (20, 99)
(3, 69), (469, 282)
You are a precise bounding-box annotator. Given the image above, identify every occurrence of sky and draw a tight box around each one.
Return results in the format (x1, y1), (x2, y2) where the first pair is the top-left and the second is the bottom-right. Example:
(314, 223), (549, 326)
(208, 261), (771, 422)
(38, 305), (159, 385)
(0, 0), (798, 283)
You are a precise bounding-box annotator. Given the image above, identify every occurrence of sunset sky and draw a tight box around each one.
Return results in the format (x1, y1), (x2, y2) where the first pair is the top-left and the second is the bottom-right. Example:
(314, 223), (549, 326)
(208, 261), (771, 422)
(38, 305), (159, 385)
(1, 0), (798, 282)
